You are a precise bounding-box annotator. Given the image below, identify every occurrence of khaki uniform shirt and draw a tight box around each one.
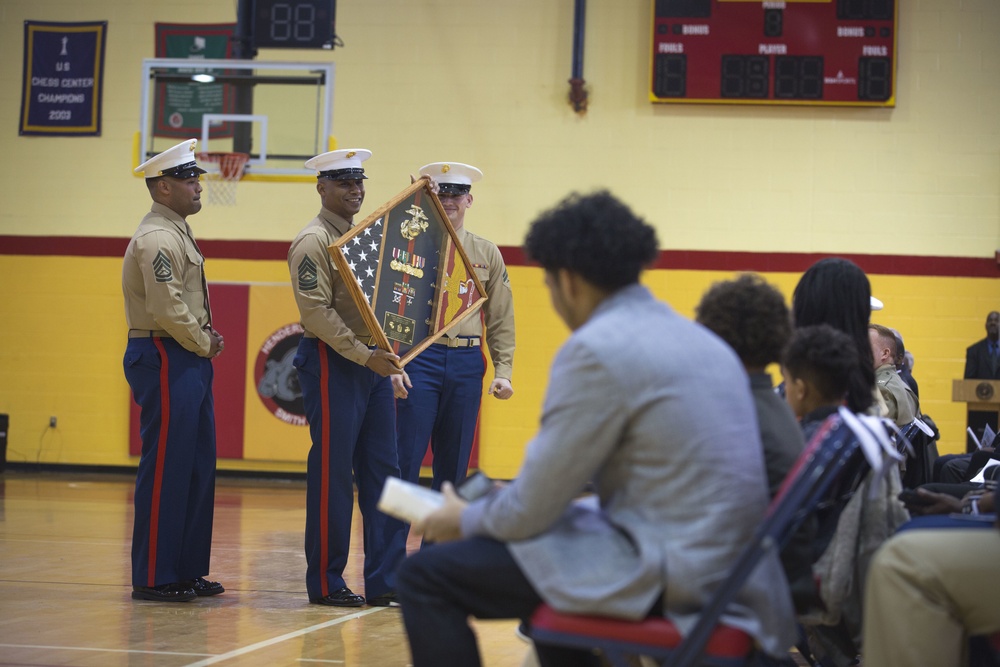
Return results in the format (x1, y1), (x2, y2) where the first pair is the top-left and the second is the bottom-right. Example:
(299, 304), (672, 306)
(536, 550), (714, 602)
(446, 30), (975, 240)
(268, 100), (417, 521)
(122, 202), (213, 357)
(446, 227), (515, 380)
(288, 208), (374, 366)
(875, 364), (919, 426)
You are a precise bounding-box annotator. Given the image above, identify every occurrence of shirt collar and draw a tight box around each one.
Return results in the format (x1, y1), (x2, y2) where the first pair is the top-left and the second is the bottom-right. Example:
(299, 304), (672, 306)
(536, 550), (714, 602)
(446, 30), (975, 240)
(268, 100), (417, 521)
(319, 207), (352, 236)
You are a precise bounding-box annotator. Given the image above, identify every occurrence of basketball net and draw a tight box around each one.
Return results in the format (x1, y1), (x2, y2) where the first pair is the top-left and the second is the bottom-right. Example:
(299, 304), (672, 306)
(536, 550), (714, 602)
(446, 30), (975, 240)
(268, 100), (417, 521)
(198, 152), (249, 206)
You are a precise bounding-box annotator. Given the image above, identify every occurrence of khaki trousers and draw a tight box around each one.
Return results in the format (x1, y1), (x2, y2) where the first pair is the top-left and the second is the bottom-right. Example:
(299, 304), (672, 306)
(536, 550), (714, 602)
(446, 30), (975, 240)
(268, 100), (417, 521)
(863, 526), (1000, 667)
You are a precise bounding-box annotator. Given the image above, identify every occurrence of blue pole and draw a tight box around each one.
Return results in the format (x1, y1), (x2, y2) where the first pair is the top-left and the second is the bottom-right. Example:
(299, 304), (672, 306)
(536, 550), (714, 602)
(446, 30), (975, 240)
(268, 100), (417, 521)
(572, 0), (586, 80)
(569, 0), (588, 113)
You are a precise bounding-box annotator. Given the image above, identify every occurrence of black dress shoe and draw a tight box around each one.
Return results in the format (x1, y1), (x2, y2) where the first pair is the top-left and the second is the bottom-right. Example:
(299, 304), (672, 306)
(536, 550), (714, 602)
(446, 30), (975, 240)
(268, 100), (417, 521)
(131, 582), (197, 602)
(310, 586), (366, 607)
(368, 591), (400, 607)
(185, 577), (224, 596)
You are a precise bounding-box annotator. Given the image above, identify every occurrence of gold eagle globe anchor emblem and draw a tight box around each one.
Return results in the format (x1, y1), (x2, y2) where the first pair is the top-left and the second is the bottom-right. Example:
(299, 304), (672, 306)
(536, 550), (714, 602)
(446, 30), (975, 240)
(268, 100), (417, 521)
(400, 204), (430, 240)
(975, 381), (995, 401)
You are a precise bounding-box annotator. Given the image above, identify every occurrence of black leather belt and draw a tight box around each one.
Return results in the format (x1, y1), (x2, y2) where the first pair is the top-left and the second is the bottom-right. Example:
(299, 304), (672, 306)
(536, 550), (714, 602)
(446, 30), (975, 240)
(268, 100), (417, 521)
(433, 337), (481, 348)
(128, 329), (170, 338)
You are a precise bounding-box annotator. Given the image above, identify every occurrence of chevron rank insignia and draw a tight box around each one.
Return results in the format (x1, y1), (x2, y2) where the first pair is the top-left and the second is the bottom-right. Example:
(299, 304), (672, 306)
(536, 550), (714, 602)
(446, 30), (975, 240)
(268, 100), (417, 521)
(298, 255), (319, 291)
(152, 250), (173, 283)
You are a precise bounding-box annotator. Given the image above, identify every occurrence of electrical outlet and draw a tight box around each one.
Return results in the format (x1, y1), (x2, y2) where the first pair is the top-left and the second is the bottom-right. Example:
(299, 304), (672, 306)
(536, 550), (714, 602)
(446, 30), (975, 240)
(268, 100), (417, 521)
(49, 416), (57, 428)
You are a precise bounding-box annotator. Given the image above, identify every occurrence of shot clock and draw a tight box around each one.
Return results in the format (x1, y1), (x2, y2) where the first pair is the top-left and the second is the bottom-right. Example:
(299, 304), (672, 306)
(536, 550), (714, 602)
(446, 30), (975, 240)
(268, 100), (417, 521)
(650, 0), (897, 107)
(252, 0), (337, 50)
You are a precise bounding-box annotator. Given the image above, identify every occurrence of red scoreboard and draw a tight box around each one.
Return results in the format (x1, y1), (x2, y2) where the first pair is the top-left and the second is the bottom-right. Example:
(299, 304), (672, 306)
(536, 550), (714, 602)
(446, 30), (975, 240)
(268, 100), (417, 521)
(650, 0), (897, 107)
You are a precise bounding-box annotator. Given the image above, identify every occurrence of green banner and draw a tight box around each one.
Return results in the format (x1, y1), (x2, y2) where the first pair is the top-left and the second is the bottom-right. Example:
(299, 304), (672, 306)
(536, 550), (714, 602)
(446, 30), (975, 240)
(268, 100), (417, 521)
(153, 23), (235, 138)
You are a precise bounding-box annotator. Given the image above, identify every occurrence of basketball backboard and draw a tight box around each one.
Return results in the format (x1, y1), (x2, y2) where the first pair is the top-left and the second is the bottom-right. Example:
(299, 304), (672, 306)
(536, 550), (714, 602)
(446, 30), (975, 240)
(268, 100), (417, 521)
(136, 58), (335, 182)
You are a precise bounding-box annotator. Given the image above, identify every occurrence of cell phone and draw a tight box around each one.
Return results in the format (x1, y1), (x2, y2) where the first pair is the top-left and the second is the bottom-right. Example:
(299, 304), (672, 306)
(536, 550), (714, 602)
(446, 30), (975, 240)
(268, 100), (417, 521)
(457, 472), (494, 502)
(897, 489), (935, 506)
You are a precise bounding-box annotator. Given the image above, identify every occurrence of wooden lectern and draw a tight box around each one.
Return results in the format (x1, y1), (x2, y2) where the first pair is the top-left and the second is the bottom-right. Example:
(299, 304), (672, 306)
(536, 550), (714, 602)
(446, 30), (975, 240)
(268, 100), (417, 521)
(953, 379), (1000, 450)
(953, 379), (1000, 413)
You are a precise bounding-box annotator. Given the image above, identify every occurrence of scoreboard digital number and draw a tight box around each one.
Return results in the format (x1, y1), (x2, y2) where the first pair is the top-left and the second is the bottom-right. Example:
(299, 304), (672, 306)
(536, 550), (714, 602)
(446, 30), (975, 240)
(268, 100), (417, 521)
(253, 0), (336, 49)
(650, 0), (897, 107)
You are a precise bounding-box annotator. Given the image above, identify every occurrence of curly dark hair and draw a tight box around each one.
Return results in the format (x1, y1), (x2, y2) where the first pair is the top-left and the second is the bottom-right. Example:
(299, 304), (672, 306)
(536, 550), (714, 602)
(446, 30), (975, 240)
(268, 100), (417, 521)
(791, 258), (874, 413)
(523, 191), (659, 290)
(782, 324), (858, 404)
(695, 273), (792, 369)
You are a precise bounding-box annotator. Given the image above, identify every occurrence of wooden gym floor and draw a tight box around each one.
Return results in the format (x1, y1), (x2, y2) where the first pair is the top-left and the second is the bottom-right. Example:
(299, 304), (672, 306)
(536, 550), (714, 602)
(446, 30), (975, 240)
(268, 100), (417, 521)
(0, 472), (530, 667)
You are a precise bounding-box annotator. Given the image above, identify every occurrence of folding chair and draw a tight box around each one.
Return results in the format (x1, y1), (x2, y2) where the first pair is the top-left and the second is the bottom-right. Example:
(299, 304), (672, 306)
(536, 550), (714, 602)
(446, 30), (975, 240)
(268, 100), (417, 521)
(528, 414), (864, 667)
(897, 416), (940, 489)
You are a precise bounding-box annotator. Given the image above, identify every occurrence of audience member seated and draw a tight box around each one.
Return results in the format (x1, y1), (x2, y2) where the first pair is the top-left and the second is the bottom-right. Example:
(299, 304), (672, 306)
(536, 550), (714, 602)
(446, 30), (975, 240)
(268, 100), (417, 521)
(869, 323), (920, 427)
(934, 425), (998, 485)
(695, 273), (804, 498)
(893, 329), (919, 397)
(781, 323), (874, 578)
(887, 330), (943, 489)
(790, 258), (875, 416)
(696, 273), (817, 615)
(899, 485), (996, 528)
(936, 449), (999, 486)
(395, 192), (797, 667)
(783, 276), (908, 667)
(862, 494), (1000, 667)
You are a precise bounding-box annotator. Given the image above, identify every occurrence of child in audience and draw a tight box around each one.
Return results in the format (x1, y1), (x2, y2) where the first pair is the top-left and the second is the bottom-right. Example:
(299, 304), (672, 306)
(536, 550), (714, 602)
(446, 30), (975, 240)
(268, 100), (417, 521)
(781, 324), (858, 439)
(782, 324), (908, 667)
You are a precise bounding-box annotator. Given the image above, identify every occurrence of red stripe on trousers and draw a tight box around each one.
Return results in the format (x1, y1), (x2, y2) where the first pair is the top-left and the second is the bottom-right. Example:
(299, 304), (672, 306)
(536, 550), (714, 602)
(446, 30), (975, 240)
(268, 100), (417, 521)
(149, 338), (170, 587)
(318, 342), (331, 598)
(473, 324), (486, 469)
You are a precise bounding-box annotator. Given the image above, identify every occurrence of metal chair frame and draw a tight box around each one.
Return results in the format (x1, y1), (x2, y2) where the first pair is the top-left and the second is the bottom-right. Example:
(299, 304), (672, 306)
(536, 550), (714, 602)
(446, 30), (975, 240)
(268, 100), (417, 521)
(529, 414), (867, 667)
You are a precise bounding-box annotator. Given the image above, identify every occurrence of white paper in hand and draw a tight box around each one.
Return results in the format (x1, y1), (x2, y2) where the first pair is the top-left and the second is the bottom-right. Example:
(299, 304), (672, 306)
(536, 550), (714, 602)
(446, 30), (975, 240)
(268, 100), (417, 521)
(982, 424), (997, 449)
(970, 459), (1000, 484)
(377, 476), (444, 524)
(969, 427), (984, 450)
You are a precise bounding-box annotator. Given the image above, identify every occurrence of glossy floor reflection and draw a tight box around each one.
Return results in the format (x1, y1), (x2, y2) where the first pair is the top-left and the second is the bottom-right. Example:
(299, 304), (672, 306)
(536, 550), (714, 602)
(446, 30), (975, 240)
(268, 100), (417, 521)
(0, 472), (530, 666)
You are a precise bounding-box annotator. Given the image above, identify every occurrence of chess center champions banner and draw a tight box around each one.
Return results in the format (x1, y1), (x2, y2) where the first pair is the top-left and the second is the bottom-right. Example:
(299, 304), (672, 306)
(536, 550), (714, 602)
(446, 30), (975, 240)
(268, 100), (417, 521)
(20, 21), (107, 136)
(330, 180), (488, 366)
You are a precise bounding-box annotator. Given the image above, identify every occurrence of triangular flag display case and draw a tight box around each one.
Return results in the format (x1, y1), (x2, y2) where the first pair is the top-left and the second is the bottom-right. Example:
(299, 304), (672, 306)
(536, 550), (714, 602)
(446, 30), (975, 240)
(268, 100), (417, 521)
(328, 179), (487, 366)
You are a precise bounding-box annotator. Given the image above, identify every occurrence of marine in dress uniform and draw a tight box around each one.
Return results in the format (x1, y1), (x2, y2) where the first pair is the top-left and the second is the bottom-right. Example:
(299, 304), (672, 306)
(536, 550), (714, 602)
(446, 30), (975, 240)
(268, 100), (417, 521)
(875, 364), (919, 426)
(394, 162), (515, 495)
(123, 139), (225, 602)
(869, 324), (919, 427)
(288, 149), (408, 607)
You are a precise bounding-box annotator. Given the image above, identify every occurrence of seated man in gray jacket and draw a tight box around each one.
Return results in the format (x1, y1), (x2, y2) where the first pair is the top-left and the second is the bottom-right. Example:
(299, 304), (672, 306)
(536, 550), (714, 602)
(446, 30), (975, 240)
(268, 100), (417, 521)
(396, 191), (797, 667)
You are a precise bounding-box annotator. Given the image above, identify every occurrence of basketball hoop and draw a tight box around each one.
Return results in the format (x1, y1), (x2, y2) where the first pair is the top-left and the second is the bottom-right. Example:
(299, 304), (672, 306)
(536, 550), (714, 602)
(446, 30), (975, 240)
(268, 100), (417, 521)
(197, 152), (249, 206)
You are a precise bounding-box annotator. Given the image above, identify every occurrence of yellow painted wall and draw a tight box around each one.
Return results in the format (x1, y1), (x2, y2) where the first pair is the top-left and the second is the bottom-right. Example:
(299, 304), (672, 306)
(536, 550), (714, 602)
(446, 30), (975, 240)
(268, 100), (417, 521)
(639, 269), (1000, 482)
(0, 1), (997, 478)
(1, 252), (995, 478)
